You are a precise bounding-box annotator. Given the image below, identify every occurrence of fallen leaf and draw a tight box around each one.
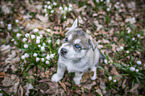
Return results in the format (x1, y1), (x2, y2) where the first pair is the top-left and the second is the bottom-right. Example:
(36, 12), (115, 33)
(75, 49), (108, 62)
(130, 83), (139, 92)
(0, 72), (6, 78)
(59, 81), (66, 92)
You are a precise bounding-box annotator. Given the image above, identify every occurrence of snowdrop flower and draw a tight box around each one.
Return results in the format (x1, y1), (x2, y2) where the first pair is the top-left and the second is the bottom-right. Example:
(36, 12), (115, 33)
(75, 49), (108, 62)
(106, 0), (110, 3)
(21, 55), (25, 59)
(33, 53), (37, 57)
(108, 76), (112, 80)
(43, 43), (46, 46)
(24, 44), (28, 48)
(36, 39), (40, 44)
(37, 36), (41, 40)
(47, 29), (51, 32)
(107, 8), (110, 11)
(40, 35), (43, 38)
(24, 53), (29, 58)
(46, 61), (49, 64)
(33, 28), (39, 33)
(64, 7), (68, 10)
(69, 4), (72, 7)
(137, 60), (142, 65)
(36, 58), (40, 62)
(48, 39), (51, 43)
(68, 7), (72, 11)
(64, 16), (66, 19)
(51, 10), (54, 13)
(56, 39), (61, 45)
(47, 1), (50, 4)
(7, 24), (12, 30)
(0, 21), (3, 24)
(100, 0), (103, 2)
(38, 45), (41, 47)
(96, 0), (99, 3)
(53, 2), (57, 6)
(130, 67), (135, 71)
(127, 30), (131, 33)
(44, 8), (47, 13)
(104, 59), (107, 64)
(126, 50), (129, 53)
(45, 13), (48, 17)
(25, 33), (30, 38)
(46, 54), (50, 60)
(15, 19), (19, 23)
(41, 46), (45, 51)
(59, 6), (63, 10)
(120, 46), (124, 50)
(50, 54), (55, 58)
(31, 35), (35, 39)
(44, 5), (47, 8)
(41, 58), (45, 62)
(16, 33), (22, 38)
(137, 34), (141, 38)
(132, 37), (135, 40)
(113, 79), (116, 82)
(11, 39), (14, 41)
(23, 38), (27, 42)
(136, 69), (139, 72)
(47, 5), (52, 9)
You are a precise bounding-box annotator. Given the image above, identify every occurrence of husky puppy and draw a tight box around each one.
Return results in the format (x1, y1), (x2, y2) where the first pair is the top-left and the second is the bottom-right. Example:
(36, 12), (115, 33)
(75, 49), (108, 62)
(51, 19), (103, 85)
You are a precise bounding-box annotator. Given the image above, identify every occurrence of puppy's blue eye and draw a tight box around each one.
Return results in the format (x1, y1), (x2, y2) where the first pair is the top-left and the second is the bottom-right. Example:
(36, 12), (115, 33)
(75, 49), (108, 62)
(75, 44), (80, 48)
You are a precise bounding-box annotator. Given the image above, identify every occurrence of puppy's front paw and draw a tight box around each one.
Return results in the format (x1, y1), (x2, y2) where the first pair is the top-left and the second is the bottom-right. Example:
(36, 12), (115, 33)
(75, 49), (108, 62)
(51, 73), (62, 82)
(73, 77), (81, 85)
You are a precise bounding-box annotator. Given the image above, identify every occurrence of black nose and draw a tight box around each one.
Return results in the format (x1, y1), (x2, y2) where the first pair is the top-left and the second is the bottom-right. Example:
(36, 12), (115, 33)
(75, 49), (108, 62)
(61, 48), (67, 55)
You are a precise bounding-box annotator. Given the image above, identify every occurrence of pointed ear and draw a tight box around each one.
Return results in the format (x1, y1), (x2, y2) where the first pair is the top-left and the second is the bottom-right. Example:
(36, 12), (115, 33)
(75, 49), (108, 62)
(65, 18), (78, 35)
(88, 38), (98, 51)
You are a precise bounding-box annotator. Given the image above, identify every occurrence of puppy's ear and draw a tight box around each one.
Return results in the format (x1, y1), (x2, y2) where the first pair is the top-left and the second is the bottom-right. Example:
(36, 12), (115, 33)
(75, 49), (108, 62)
(88, 38), (98, 51)
(65, 18), (78, 35)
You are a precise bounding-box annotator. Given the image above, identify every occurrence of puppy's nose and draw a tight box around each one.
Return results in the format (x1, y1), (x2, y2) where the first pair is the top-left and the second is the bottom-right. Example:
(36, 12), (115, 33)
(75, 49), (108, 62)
(61, 48), (67, 55)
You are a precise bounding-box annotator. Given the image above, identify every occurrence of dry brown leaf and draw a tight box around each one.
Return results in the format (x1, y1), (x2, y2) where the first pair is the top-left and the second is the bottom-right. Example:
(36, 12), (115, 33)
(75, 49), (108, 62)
(59, 81), (66, 92)
(130, 83), (139, 92)
(110, 67), (122, 80)
(0, 72), (6, 78)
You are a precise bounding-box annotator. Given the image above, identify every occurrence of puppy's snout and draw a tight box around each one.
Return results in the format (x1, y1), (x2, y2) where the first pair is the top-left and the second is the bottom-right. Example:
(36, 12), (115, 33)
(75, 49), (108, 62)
(61, 48), (67, 55)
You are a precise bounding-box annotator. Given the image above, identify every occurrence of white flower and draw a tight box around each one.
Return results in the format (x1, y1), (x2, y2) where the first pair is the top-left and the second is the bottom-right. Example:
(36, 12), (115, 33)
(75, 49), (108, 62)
(41, 58), (45, 62)
(100, 0), (103, 2)
(47, 1), (50, 4)
(37, 36), (41, 40)
(44, 8), (47, 13)
(132, 37), (135, 40)
(127, 30), (131, 33)
(41, 46), (45, 51)
(24, 53), (29, 58)
(48, 39), (51, 43)
(68, 7), (72, 11)
(25, 33), (30, 38)
(69, 4), (72, 7)
(96, 0), (99, 2)
(46, 61), (49, 64)
(108, 76), (112, 80)
(21, 55), (25, 59)
(137, 60), (142, 65)
(104, 59), (107, 64)
(31, 35), (35, 39)
(120, 46), (124, 50)
(59, 6), (63, 10)
(38, 45), (41, 47)
(56, 39), (61, 45)
(47, 29), (51, 32)
(130, 67), (135, 71)
(50, 54), (55, 58)
(64, 7), (68, 10)
(16, 33), (22, 38)
(8, 24), (11, 27)
(137, 34), (141, 38)
(11, 39), (14, 41)
(0, 21), (3, 24)
(126, 50), (129, 53)
(113, 79), (116, 82)
(46, 54), (50, 60)
(53, 2), (57, 6)
(45, 13), (48, 17)
(33, 53), (37, 57)
(33, 28), (39, 33)
(44, 5), (47, 8)
(43, 43), (46, 46)
(36, 58), (40, 62)
(107, 8), (110, 11)
(47, 5), (52, 9)
(23, 38), (27, 42)
(24, 44), (28, 48)
(136, 69), (139, 72)
(40, 35), (43, 38)
(15, 19), (19, 23)
(51, 10), (54, 13)
(36, 39), (40, 44)
(106, 0), (110, 3)
(7, 24), (12, 30)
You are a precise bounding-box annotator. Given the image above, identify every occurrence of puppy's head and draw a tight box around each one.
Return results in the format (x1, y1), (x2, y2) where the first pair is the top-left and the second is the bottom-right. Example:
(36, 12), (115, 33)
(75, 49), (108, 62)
(58, 19), (98, 60)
